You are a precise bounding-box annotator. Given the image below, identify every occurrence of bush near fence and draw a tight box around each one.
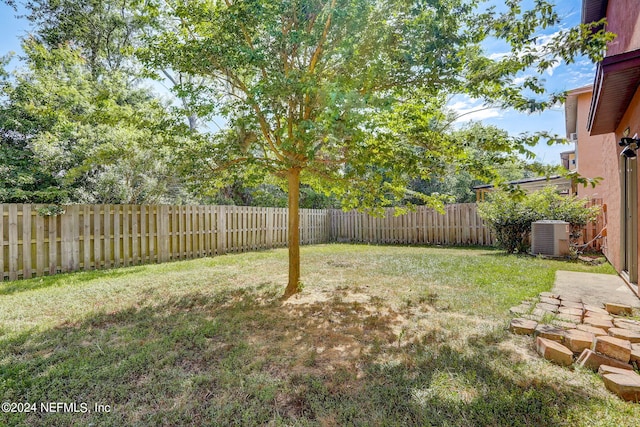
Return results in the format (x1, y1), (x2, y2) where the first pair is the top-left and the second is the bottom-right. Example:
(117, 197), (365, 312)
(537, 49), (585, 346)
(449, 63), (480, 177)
(0, 201), (603, 281)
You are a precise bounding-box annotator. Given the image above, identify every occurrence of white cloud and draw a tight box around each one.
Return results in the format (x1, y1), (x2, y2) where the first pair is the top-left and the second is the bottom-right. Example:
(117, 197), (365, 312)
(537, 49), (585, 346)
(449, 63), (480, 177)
(448, 96), (504, 123)
(546, 61), (560, 76)
(456, 109), (503, 121)
(567, 70), (595, 84)
(488, 51), (509, 60)
(512, 75), (531, 85)
(535, 32), (559, 46)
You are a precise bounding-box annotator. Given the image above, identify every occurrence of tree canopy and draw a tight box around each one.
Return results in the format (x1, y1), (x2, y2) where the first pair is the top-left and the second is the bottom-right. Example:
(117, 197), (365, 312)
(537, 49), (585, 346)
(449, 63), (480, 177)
(0, 39), (191, 204)
(138, 0), (610, 297)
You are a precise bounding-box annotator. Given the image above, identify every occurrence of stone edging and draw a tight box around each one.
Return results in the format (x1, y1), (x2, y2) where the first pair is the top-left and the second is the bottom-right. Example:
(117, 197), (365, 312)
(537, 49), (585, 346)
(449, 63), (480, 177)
(509, 293), (640, 402)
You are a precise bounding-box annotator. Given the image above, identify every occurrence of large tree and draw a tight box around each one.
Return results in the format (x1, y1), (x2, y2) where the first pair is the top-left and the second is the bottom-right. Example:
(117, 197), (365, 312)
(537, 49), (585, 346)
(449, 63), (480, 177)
(4, 0), (143, 77)
(141, 0), (609, 298)
(0, 39), (191, 204)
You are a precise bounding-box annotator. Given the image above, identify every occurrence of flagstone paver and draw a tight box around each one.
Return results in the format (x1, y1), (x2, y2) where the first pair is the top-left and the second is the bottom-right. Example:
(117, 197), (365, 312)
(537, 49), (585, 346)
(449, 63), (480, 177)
(576, 349), (634, 371)
(509, 318), (538, 335)
(536, 302), (560, 313)
(564, 329), (595, 354)
(576, 324), (608, 336)
(598, 365), (636, 376)
(583, 304), (609, 314)
(540, 296), (561, 306)
(509, 304), (531, 315)
(558, 307), (583, 317)
(583, 317), (614, 331)
(556, 313), (582, 323)
(608, 327), (640, 344)
(614, 319), (640, 333)
(605, 302), (633, 316)
(534, 324), (565, 342)
(602, 372), (640, 402)
(584, 311), (614, 321)
(552, 320), (580, 329)
(508, 291), (640, 403)
(560, 300), (584, 309)
(594, 336), (632, 363)
(536, 337), (573, 366)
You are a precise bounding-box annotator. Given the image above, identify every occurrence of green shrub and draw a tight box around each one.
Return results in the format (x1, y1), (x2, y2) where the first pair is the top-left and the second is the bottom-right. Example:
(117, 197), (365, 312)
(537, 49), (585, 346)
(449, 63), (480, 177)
(477, 186), (600, 253)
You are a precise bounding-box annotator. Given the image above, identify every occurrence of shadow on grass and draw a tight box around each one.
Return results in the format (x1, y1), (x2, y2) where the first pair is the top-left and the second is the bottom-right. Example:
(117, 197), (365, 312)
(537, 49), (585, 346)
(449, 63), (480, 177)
(0, 286), (611, 426)
(0, 266), (149, 296)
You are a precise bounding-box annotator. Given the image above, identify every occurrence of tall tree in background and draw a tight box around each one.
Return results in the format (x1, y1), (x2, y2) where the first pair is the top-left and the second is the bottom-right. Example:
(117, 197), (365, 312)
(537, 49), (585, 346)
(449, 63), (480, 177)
(141, 0), (610, 298)
(0, 40), (190, 204)
(0, 54), (68, 203)
(5, 0), (143, 77)
(4, 0), (211, 130)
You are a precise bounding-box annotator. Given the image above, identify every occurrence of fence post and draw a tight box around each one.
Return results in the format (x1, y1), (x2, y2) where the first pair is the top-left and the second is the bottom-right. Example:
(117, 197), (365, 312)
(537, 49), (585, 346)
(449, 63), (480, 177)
(93, 205), (101, 269)
(8, 205), (19, 280)
(82, 205), (91, 270)
(265, 207), (273, 248)
(22, 205), (32, 279)
(103, 205), (111, 269)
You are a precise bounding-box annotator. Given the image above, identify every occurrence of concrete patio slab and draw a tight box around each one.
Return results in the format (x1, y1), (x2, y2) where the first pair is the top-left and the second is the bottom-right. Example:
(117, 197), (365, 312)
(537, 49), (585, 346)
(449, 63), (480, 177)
(552, 271), (640, 309)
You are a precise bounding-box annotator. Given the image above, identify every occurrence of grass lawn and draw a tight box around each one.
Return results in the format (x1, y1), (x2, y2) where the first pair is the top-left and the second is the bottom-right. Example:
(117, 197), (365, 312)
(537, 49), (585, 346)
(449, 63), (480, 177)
(1, 244), (638, 426)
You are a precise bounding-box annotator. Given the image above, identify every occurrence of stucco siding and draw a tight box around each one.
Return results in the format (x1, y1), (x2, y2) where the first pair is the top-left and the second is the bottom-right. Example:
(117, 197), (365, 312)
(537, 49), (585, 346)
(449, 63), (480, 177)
(576, 92), (612, 199)
(605, 0), (640, 56)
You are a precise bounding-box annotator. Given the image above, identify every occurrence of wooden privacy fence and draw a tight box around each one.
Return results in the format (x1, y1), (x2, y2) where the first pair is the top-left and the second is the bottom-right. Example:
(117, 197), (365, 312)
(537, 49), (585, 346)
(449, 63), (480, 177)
(329, 200), (606, 251)
(576, 198), (605, 252)
(0, 201), (605, 281)
(330, 204), (494, 246)
(0, 204), (330, 281)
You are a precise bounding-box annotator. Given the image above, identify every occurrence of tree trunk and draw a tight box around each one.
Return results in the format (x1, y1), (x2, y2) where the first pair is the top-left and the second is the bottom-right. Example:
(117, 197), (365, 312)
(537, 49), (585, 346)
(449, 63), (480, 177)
(283, 167), (301, 298)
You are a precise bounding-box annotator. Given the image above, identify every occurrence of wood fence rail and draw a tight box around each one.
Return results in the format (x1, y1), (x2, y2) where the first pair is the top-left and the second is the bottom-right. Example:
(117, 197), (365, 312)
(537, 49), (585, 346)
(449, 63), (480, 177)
(0, 201), (603, 281)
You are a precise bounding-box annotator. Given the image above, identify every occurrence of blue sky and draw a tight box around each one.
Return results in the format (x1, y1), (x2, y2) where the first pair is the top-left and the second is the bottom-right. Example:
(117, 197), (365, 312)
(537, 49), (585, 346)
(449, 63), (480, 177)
(0, 0), (594, 165)
(448, 0), (594, 165)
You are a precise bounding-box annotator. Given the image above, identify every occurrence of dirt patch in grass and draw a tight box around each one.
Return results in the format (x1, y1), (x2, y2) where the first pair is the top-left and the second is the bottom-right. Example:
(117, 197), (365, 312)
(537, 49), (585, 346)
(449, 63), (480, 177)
(281, 290), (406, 378)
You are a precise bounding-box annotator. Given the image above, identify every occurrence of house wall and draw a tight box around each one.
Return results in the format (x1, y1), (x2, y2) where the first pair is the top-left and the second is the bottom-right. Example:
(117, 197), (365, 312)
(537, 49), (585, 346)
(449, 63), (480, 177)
(561, 152), (577, 171)
(605, 0), (640, 56)
(573, 89), (618, 269)
(580, 0), (640, 295)
(594, 87), (640, 279)
(614, 87), (640, 280)
(600, 122), (622, 271)
(576, 92), (614, 200)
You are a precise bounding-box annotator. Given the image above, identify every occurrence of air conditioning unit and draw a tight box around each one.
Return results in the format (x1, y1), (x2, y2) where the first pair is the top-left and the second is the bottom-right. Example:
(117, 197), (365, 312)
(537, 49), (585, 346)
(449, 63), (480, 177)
(569, 133), (578, 142)
(531, 220), (570, 257)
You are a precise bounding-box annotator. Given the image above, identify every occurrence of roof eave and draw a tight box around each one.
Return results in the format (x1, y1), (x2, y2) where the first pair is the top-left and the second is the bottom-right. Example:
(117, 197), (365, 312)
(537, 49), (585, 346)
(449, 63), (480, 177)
(587, 49), (640, 135)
